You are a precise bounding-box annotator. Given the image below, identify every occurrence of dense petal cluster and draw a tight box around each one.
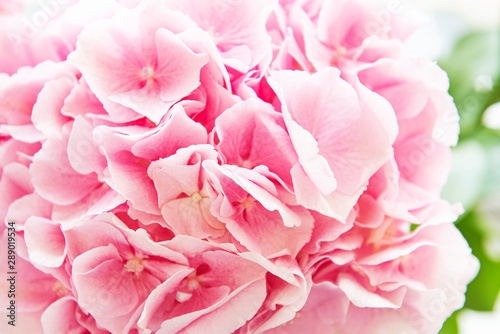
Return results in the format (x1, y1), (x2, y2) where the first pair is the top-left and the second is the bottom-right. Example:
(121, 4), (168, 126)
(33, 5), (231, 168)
(0, 0), (478, 333)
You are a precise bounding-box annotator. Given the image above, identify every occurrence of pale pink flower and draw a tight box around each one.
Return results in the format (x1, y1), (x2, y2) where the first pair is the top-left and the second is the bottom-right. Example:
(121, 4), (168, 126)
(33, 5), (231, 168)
(0, 0), (122, 75)
(205, 161), (314, 258)
(287, 201), (479, 334)
(0, 1), (478, 333)
(95, 104), (208, 217)
(357, 52), (461, 216)
(64, 215), (188, 333)
(214, 98), (298, 188)
(138, 236), (268, 333)
(0, 230), (71, 334)
(41, 296), (110, 334)
(163, 0), (275, 73)
(148, 144), (226, 240)
(68, 1), (210, 123)
(268, 67), (397, 222)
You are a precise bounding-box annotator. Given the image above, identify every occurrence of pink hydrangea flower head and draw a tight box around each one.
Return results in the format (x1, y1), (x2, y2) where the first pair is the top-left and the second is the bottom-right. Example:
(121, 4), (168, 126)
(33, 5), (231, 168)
(0, 0), (478, 333)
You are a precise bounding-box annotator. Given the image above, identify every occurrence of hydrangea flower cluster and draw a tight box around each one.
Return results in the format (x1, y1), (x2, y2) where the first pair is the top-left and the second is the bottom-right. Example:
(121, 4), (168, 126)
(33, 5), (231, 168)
(0, 0), (478, 333)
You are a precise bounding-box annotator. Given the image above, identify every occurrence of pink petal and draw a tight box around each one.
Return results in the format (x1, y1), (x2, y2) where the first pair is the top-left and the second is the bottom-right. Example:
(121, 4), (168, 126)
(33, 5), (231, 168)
(178, 279), (266, 334)
(24, 217), (66, 268)
(31, 77), (75, 138)
(67, 116), (107, 176)
(30, 124), (101, 206)
(41, 297), (88, 334)
(72, 244), (140, 318)
(337, 272), (407, 309)
(132, 105), (208, 162)
(164, 0), (274, 71)
(215, 98), (297, 187)
(69, 4), (208, 123)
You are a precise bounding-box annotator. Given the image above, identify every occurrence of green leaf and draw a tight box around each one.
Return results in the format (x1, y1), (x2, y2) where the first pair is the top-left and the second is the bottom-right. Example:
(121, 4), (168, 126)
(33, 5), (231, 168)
(456, 212), (500, 311)
(439, 311), (458, 334)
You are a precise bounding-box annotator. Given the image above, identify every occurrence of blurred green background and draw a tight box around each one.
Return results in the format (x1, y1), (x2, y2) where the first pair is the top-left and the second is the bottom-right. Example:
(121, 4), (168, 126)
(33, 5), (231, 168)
(424, 8), (500, 334)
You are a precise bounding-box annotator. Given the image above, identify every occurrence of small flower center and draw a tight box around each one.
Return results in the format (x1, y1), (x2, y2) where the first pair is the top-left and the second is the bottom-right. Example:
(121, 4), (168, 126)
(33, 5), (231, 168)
(141, 66), (155, 79)
(175, 291), (193, 303)
(239, 159), (253, 169)
(141, 66), (156, 88)
(208, 26), (221, 42)
(52, 281), (69, 297)
(125, 257), (145, 275)
(336, 45), (347, 57)
(186, 272), (201, 290)
(330, 45), (348, 66)
(191, 192), (203, 203)
(240, 196), (256, 211)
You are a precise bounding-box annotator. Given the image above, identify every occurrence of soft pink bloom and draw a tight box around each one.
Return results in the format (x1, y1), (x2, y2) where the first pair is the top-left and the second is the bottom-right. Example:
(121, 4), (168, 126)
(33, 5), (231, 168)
(0, 0), (122, 75)
(41, 296), (110, 334)
(178, 66), (239, 132)
(138, 236), (268, 334)
(30, 123), (101, 206)
(234, 255), (311, 334)
(0, 61), (77, 142)
(148, 144), (226, 240)
(0, 230), (70, 334)
(95, 104), (208, 217)
(164, 0), (275, 73)
(0, 1), (477, 333)
(214, 98), (298, 188)
(206, 161), (314, 258)
(268, 0), (425, 74)
(64, 215), (188, 333)
(268, 67), (396, 221)
(69, 1), (210, 123)
(0, 163), (32, 227)
(291, 201), (478, 334)
(357, 51), (461, 216)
